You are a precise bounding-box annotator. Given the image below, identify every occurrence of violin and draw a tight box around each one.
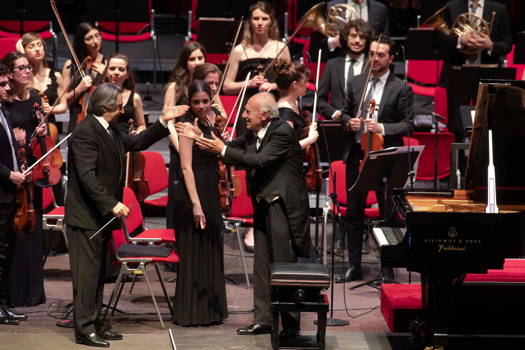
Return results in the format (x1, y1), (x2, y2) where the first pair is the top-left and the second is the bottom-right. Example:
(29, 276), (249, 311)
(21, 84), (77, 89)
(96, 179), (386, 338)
(40, 94), (59, 143)
(301, 110), (322, 192)
(30, 102), (62, 187)
(13, 147), (36, 235)
(359, 99), (384, 171)
(125, 119), (149, 201)
(76, 56), (96, 125)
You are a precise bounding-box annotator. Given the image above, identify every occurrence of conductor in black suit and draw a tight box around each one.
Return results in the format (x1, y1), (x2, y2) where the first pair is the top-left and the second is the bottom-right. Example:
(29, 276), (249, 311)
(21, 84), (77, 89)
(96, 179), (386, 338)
(318, 19), (372, 121)
(338, 36), (413, 282)
(434, 0), (512, 141)
(66, 83), (186, 347)
(186, 92), (311, 337)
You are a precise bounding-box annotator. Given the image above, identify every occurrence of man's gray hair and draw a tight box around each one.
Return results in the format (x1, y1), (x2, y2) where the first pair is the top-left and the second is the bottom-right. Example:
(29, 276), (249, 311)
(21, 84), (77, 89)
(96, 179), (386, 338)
(255, 92), (279, 119)
(87, 83), (123, 116)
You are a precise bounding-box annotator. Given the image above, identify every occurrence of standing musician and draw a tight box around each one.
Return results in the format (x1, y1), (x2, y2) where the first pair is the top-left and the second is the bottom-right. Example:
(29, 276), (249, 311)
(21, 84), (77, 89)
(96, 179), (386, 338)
(318, 19), (372, 121)
(178, 92), (311, 337)
(223, 1), (290, 137)
(65, 83), (186, 347)
(2, 51), (48, 307)
(338, 36), (413, 282)
(0, 62), (30, 325)
(62, 22), (106, 132)
(433, 0), (512, 142)
(192, 63), (228, 123)
(103, 53), (147, 134)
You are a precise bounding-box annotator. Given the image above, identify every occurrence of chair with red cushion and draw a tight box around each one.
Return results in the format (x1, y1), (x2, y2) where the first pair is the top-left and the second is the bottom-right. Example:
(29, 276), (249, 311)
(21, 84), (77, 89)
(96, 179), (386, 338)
(141, 151), (168, 209)
(42, 186), (66, 247)
(434, 86), (448, 127)
(224, 169), (254, 288)
(96, 0), (160, 87)
(0, 20), (58, 63)
(0, 38), (19, 59)
(406, 60), (443, 97)
(412, 131), (456, 181)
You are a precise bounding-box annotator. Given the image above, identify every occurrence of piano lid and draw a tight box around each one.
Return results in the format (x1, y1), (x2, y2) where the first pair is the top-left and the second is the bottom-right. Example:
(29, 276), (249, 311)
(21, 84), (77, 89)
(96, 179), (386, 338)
(465, 80), (525, 204)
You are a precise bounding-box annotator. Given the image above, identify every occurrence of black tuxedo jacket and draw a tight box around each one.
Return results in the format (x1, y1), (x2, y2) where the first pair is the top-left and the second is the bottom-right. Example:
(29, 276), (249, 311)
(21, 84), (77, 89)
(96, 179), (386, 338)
(224, 119), (311, 257)
(0, 107), (19, 204)
(341, 72), (413, 163)
(318, 55), (368, 119)
(435, 0), (512, 87)
(65, 114), (169, 230)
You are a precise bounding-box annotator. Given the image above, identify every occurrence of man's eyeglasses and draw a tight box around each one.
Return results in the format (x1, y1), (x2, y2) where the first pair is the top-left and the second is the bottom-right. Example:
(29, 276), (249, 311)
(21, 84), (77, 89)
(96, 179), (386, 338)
(14, 65), (33, 72)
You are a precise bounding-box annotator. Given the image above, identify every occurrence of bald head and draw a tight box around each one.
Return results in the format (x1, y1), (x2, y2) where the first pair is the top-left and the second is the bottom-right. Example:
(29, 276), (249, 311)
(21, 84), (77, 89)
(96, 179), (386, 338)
(243, 92), (279, 132)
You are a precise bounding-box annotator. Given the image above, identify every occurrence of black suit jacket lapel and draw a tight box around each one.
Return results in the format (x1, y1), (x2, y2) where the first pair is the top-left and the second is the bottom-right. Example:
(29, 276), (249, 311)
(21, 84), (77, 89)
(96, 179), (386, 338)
(336, 56), (346, 92)
(377, 73), (395, 120)
(258, 119), (280, 152)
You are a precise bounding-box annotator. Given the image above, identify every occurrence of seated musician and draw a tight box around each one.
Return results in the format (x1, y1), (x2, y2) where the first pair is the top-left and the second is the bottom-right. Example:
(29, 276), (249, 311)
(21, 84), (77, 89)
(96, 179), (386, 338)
(338, 35), (413, 282)
(318, 19), (372, 121)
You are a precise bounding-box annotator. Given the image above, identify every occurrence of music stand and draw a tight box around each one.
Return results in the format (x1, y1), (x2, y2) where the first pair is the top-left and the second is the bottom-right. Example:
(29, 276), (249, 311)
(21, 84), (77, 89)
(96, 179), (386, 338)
(2, 1), (53, 36)
(348, 147), (422, 290)
(406, 28), (443, 61)
(197, 18), (239, 54)
(317, 120), (345, 162)
(85, 0), (150, 52)
(513, 31), (525, 64)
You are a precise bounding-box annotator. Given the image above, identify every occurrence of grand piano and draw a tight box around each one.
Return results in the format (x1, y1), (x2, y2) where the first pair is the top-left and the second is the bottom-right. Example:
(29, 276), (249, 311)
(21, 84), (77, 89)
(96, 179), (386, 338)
(381, 80), (525, 346)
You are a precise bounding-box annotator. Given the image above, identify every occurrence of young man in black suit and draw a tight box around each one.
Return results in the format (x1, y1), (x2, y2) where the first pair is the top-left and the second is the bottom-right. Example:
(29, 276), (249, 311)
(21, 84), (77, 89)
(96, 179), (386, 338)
(184, 92), (311, 337)
(434, 0), (512, 141)
(0, 62), (31, 325)
(66, 83), (186, 347)
(338, 35), (413, 282)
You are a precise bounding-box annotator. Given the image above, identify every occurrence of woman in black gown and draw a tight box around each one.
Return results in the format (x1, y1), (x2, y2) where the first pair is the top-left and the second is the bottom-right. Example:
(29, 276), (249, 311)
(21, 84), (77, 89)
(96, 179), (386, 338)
(3, 51), (47, 307)
(273, 59), (318, 148)
(223, 1), (290, 137)
(171, 80), (227, 326)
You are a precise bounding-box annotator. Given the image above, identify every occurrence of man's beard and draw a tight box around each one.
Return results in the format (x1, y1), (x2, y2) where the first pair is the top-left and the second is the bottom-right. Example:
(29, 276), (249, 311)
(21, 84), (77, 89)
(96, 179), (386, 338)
(348, 46), (365, 56)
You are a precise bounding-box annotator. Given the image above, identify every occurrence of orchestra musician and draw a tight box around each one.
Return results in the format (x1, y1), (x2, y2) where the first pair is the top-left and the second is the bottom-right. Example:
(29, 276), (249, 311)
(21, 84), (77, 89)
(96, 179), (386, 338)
(433, 0), (512, 142)
(170, 80), (228, 326)
(223, 1), (290, 137)
(338, 36), (413, 282)
(103, 53), (146, 134)
(192, 63), (228, 123)
(178, 92), (311, 337)
(65, 83), (185, 347)
(0, 62), (30, 325)
(318, 19), (372, 121)
(62, 22), (106, 132)
(2, 51), (48, 307)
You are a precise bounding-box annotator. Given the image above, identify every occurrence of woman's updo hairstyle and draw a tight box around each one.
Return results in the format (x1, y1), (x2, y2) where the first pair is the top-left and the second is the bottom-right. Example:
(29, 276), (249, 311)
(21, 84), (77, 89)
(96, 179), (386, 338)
(272, 59), (310, 91)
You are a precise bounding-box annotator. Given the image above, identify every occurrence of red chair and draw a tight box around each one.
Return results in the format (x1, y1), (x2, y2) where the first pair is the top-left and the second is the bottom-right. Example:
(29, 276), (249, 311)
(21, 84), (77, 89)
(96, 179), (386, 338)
(434, 86), (448, 126)
(219, 95), (238, 122)
(96, 0), (160, 87)
(406, 60), (443, 97)
(224, 169), (254, 288)
(506, 44), (525, 80)
(141, 151), (168, 209)
(0, 20), (58, 63)
(42, 187), (66, 247)
(412, 131), (456, 181)
(0, 38), (19, 59)
(104, 215), (178, 329)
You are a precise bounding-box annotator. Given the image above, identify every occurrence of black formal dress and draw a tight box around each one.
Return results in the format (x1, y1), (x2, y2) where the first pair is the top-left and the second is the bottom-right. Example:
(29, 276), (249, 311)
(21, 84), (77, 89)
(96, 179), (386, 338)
(224, 119), (311, 329)
(66, 114), (169, 339)
(3, 91), (45, 307)
(0, 107), (19, 310)
(341, 72), (413, 273)
(114, 92), (136, 134)
(279, 107), (305, 135)
(434, 0), (512, 141)
(170, 113), (228, 326)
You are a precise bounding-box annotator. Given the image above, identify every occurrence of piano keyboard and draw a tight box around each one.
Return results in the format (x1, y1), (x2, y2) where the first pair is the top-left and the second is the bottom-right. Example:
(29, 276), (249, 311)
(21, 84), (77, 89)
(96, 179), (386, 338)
(372, 226), (406, 247)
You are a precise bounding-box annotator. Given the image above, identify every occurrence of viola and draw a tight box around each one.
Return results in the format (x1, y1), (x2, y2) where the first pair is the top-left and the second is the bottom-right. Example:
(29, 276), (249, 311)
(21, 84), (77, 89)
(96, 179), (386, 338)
(13, 148), (36, 235)
(125, 120), (149, 201)
(30, 102), (63, 187)
(301, 110), (322, 193)
(359, 99), (384, 172)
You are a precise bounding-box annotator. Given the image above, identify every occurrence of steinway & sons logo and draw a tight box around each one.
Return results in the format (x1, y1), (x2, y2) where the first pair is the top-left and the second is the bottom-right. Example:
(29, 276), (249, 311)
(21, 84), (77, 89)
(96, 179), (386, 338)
(423, 226), (482, 253)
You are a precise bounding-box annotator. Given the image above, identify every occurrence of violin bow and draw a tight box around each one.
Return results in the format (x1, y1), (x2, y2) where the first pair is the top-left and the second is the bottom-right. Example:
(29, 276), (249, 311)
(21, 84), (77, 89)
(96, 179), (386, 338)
(311, 49), (322, 124)
(356, 35), (382, 119)
(225, 72), (251, 138)
(214, 16), (244, 105)
(89, 205), (133, 240)
(22, 133), (71, 176)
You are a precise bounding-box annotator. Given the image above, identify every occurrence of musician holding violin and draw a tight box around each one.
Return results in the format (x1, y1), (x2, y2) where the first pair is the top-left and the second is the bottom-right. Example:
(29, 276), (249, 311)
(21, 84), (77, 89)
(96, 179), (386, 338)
(2, 51), (48, 307)
(0, 62), (31, 324)
(338, 35), (413, 282)
(170, 80), (227, 326)
(62, 22), (106, 132)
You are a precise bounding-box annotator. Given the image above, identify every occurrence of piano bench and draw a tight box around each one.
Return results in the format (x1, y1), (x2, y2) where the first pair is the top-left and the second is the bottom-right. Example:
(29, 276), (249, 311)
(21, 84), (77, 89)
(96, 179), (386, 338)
(380, 284), (422, 332)
(270, 263), (330, 350)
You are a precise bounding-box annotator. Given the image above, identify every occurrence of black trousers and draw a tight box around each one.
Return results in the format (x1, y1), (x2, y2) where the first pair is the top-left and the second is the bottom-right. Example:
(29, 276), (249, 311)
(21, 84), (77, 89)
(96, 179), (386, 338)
(253, 199), (299, 330)
(67, 225), (110, 338)
(0, 203), (16, 306)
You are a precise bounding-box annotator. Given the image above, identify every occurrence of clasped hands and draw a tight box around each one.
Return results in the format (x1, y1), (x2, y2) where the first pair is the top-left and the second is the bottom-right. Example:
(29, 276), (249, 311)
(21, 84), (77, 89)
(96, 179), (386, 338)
(347, 117), (382, 134)
(459, 32), (493, 51)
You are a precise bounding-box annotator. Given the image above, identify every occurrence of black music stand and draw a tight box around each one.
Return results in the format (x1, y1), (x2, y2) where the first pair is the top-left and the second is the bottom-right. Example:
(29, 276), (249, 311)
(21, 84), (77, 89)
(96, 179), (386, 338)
(317, 120), (345, 162)
(348, 147), (421, 290)
(513, 31), (525, 64)
(2, 1), (53, 36)
(85, 0), (150, 52)
(197, 18), (239, 54)
(406, 28), (443, 61)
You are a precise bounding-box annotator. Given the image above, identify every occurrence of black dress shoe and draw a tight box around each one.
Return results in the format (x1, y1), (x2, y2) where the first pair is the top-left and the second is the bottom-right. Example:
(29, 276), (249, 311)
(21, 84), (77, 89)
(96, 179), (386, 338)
(237, 323), (272, 335)
(279, 328), (300, 338)
(0, 309), (19, 325)
(76, 333), (110, 347)
(2, 306), (27, 321)
(335, 266), (363, 283)
(97, 330), (123, 340)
